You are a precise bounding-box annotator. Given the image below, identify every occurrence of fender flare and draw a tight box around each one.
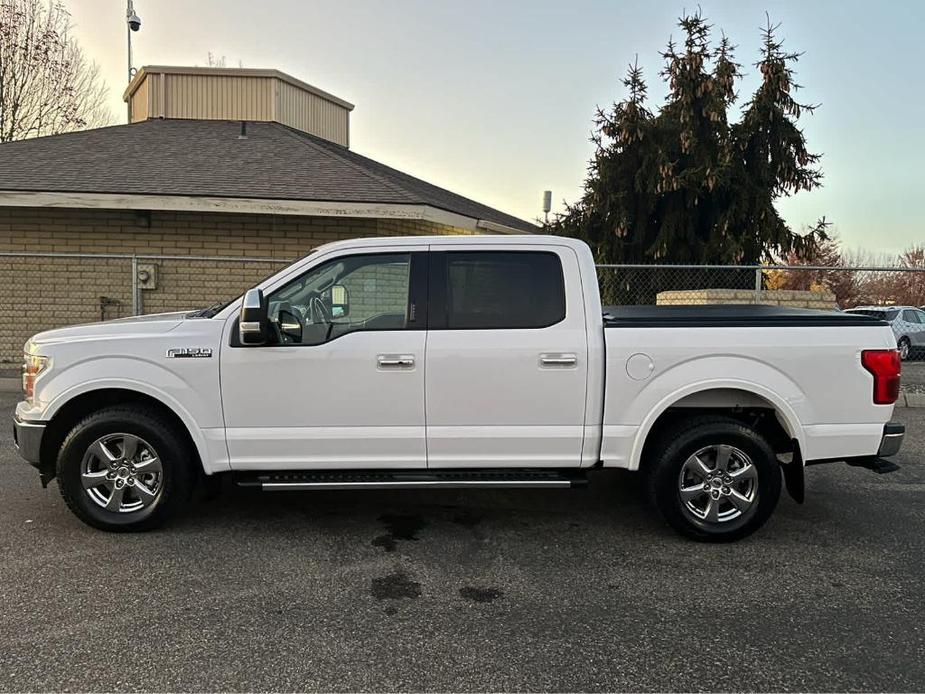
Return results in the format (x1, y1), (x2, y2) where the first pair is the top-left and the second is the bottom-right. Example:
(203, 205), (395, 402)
(629, 377), (806, 471)
(44, 378), (211, 473)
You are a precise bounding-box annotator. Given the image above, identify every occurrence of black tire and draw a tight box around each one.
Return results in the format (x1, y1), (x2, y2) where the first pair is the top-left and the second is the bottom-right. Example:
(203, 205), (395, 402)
(898, 337), (912, 362)
(57, 406), (194, 532)
(645, 415), (782, 542)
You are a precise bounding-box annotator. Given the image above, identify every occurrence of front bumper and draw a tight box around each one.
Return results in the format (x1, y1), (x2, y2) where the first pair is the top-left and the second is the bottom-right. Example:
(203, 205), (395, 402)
(878, 421), (905, 457)
(12, 416), (45, 466)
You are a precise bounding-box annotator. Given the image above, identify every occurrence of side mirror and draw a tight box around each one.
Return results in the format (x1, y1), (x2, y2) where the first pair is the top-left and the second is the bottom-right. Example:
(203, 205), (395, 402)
(239, 288), (268, 345)
(331, 284), (350, 319)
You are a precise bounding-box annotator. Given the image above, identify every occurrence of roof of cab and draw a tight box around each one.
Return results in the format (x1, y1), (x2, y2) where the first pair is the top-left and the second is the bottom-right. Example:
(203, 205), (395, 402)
(311, 234), (589, 254)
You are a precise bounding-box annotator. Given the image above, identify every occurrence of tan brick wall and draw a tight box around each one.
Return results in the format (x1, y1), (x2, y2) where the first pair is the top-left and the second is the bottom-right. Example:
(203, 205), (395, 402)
(0, 207), (476, 366)
(656, 288), (838, 310)
(339, 258), (410, 321)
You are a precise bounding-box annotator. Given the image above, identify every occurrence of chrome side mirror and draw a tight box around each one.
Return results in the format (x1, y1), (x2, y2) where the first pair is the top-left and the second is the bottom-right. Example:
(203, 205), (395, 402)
(239, 288), (268, 345)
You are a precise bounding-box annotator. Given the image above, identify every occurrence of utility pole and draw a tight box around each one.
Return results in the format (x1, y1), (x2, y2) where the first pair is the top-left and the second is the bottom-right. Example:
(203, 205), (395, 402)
(126, 0), (142, 122)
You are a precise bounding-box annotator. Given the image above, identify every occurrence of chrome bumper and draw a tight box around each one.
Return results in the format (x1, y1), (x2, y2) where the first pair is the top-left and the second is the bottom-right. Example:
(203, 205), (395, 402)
(12, 416), (45, 466)
(878, 421), (905, 458)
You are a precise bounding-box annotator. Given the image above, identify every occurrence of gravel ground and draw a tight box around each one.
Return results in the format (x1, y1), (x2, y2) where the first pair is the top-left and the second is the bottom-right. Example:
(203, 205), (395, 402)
(0, 392), (923, 692)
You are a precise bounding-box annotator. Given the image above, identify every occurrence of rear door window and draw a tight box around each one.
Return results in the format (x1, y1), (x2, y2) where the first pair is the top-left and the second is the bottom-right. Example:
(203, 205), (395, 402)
(441, 251), (566, 329)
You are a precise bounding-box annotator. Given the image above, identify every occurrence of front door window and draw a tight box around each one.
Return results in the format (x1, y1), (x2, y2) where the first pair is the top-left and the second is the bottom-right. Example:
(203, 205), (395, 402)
(267, 253), (411, 345)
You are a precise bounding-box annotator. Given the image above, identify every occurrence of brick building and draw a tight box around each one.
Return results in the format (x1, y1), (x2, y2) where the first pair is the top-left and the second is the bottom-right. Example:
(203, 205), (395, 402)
(0, 67), (536, 365)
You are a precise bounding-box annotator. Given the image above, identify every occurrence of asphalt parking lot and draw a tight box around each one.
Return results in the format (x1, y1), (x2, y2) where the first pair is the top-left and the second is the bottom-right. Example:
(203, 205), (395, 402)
(901, 360), (925, 392)
(1, 392), (923, 692)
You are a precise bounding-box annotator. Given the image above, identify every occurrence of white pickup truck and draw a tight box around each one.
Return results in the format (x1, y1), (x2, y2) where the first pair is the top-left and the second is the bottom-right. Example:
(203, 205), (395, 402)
(13, 235), (905, 541)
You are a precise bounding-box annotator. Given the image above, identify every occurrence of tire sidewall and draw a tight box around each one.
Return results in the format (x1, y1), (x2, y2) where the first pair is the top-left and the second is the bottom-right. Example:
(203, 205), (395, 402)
(57, 408), (190, 531)
(650, 422), (781, 542)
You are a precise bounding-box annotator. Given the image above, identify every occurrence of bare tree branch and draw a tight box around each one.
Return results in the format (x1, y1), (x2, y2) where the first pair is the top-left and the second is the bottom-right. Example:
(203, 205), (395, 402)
(0, 0), (112, 142)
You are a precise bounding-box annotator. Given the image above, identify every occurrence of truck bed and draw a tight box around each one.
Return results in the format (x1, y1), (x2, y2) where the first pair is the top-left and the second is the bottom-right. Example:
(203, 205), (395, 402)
(603, 304), (885, 328)
(598, 303), (896, 470)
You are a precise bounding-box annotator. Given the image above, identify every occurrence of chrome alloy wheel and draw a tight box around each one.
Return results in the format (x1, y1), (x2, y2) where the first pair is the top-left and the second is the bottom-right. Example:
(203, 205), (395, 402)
(81, 433), (163, 513)
(678, 444), (758, 525)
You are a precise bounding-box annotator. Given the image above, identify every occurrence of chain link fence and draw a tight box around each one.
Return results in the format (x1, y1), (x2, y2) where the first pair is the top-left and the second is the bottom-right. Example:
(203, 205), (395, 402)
(3, 250), (925, 368)
(0, 252), (289, 369)
(596, 264), (925, 309)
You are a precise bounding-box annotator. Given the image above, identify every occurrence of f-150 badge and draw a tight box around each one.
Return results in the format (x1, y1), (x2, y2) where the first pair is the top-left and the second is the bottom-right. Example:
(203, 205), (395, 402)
(166, 348), (212, 358)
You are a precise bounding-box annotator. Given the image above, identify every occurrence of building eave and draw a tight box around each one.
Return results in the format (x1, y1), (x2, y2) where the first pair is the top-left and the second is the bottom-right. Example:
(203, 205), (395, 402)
(0, 190), (530, 234)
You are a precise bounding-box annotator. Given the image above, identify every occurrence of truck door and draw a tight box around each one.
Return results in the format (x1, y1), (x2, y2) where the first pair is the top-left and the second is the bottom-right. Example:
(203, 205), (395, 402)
(220, 248), (429, 470)
(424, 245), (589, 468)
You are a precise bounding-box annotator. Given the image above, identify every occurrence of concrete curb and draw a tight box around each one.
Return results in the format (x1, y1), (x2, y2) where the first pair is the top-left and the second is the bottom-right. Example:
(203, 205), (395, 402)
(897, 391), (925, 408)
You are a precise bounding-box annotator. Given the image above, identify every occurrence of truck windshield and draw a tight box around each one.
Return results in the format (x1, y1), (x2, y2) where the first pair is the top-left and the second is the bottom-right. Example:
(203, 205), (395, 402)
(187, 254), (316, 318)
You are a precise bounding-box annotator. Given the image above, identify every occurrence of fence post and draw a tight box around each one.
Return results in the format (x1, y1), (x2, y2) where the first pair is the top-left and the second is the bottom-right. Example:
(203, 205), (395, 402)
(131, 254), (139, 316)
(754, 267), (762, 304)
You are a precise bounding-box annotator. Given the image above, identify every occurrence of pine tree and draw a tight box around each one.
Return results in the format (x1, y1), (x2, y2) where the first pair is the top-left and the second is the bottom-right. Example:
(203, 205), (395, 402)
(548, 11), (827, 266)
(730, 16), (826, 263)
(554, 57), (655, 264)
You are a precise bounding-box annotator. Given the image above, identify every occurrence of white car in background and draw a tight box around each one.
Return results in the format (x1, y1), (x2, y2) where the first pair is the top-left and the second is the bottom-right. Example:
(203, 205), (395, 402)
(846, 306), (925, 360)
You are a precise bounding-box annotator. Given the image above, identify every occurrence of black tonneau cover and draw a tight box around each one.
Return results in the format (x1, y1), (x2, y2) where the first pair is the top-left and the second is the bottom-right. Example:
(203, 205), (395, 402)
(603, 304), (886, 328)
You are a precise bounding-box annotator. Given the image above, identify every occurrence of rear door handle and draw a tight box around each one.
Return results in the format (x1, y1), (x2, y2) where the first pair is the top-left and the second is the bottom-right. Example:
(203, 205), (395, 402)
(540, 353), (578, 368)
(377, 354), (415, 369)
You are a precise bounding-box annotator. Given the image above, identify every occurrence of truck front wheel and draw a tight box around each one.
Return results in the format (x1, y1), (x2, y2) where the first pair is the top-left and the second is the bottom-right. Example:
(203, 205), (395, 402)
(646, 416), (782, 542)
(57, 406), (194, 532)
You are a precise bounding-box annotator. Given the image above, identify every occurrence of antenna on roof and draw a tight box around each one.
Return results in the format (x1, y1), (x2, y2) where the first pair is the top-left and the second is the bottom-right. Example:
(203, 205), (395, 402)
(542, 190), (552, 224)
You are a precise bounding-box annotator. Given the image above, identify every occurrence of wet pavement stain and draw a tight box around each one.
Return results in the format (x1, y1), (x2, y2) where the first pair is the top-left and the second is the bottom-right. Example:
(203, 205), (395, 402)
(459, 586), (503, 603)
(370, 571), (422, 600)
(371, 513), (427, 552)
(451, 509), (483, 528)
(371, 535), (398, 552)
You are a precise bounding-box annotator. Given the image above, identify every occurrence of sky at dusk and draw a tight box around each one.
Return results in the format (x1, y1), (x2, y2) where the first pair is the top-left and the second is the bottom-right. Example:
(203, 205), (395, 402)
(67, 0), (924, 254)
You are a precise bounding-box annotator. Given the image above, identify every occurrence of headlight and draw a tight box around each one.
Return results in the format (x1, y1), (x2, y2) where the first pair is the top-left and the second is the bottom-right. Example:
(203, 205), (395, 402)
(22, 353), (49, 404)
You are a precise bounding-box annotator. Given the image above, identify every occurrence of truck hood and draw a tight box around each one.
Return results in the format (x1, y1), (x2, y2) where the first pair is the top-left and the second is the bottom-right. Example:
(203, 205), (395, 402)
(28, 311), (191, 349)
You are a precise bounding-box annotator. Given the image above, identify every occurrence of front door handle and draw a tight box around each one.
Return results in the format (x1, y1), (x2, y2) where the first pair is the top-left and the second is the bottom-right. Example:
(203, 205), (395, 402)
(377, 354), (415, 369)
(540, 353), (578, 368)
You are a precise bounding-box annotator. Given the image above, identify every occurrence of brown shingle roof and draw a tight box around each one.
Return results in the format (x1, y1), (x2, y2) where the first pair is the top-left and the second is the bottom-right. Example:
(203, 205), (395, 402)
(0, 119), (538, 233)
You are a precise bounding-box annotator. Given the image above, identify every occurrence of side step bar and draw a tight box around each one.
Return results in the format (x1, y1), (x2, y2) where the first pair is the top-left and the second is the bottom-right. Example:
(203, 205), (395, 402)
(807, 455), (901, 474)
(234, 469), (589, 491)
(845, 457), (901, 474)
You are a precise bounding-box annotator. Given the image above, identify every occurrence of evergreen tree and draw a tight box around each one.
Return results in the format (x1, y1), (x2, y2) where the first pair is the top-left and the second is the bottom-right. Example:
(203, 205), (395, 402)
(549, 12), (826, 265)
(555, 58), (655, 263)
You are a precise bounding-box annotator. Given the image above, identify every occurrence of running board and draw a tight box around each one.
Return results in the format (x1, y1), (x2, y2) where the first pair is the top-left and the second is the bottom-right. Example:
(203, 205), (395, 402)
(845, 457), (901, 474)
(234, 469), (589, 491)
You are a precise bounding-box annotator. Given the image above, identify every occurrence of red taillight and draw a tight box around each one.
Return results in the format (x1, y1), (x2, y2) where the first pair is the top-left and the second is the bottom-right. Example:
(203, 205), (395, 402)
(861, 349), (901, 405)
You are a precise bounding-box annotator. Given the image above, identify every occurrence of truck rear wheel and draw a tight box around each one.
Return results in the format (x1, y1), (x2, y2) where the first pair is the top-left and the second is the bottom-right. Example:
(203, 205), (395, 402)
(57, 406), (194, 532)
(646, 416), (781, 542)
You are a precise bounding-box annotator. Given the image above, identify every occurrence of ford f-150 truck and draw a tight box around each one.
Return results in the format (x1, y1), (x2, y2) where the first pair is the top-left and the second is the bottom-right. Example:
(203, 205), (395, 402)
(13, 235), (905, 541)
